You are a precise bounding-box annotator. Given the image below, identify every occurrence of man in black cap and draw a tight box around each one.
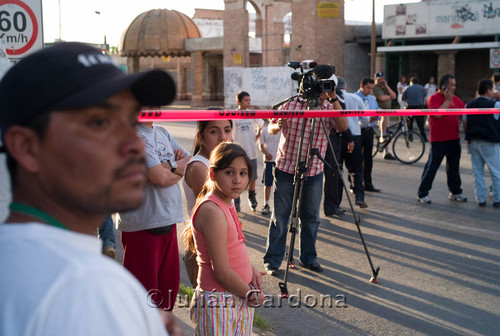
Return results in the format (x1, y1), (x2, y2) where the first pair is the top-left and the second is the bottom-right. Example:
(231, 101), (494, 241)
(0, 42), (182, 335)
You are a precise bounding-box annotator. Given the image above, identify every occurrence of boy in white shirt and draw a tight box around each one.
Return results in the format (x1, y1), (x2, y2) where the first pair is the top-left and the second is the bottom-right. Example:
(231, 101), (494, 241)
(259, 122), (281, 214)
(233, 91), (264, 212)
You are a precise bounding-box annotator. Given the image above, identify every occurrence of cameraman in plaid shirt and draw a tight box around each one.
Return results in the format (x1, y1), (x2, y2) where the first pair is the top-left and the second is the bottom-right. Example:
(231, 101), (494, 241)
(263, 90), (347, 274)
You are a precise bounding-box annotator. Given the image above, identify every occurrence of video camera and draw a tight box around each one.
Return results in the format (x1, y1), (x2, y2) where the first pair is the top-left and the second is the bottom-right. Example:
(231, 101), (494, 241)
(288, 60), (337, 103)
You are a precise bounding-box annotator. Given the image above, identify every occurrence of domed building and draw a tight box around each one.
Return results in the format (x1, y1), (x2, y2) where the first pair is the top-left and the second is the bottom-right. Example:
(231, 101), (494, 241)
(119, 8), (223, 106)
(121, 9), (200, 57)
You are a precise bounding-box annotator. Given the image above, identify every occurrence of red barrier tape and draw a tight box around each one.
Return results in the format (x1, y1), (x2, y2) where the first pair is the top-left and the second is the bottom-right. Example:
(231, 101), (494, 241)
(138, 108), (500, 122)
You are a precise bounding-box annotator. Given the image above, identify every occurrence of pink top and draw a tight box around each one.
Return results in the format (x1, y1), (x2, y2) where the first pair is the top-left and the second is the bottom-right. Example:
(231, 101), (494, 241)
(191, 194), (253, 292)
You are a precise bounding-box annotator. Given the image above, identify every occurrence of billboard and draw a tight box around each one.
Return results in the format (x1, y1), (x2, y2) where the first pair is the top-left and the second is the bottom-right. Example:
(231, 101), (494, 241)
(383, 0), (500, 39)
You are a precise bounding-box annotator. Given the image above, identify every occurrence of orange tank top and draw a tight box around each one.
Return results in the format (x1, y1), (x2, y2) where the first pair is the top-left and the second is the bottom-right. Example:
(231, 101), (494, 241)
(191, 194), (253, 292)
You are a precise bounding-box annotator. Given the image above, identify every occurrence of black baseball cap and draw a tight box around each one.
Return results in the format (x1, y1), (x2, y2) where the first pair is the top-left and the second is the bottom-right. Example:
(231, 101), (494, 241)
(375, 72), (384, 78)
(0, 42), (176, 148)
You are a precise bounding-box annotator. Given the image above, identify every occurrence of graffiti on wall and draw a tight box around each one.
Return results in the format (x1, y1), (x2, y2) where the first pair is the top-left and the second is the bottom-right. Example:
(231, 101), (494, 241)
(224, 67), (297, 108)
(483, 2), (500, 18)
(383, 0), (500, 39)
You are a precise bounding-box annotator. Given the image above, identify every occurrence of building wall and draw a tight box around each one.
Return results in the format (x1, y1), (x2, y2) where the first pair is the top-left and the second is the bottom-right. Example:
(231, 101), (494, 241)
(344, 43), (370, 92)
(455, 49), (491, 102)
(193, 18), (224, 37)
(290, 0), (345, 75)
(405, 52), (437, 86)
(224, 66), (297, 108)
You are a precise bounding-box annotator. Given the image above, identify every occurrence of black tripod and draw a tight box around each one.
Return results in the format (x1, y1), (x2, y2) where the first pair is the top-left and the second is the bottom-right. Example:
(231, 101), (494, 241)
(318, 118), (380, 284)
(275, 99), (380, 299)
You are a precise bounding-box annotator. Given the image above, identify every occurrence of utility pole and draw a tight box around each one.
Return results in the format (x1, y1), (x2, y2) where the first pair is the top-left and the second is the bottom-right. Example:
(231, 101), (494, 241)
(370, 0), (376, 77)
(58, 0), (62, 41)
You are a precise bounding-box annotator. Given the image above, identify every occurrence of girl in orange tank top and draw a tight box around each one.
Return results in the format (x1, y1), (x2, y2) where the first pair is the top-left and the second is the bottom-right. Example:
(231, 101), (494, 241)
(189, 143), (266, 336)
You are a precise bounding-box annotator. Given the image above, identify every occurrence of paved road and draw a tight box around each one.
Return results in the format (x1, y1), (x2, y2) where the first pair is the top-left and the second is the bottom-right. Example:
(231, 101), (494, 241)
(157, 120), (500, 336)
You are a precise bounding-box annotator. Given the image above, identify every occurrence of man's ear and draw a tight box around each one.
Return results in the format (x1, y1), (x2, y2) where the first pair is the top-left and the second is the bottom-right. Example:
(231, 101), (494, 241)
(3, 126), (42, 173)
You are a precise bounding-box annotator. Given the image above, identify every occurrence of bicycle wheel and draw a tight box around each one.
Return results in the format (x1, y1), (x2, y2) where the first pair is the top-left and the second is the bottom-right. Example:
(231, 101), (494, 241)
(392, 130), (425, 164)
(371, 125), (382, 158)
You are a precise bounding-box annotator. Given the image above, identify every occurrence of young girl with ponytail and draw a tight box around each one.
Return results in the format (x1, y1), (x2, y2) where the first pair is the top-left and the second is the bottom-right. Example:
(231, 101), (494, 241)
(189, 142), (265, 335)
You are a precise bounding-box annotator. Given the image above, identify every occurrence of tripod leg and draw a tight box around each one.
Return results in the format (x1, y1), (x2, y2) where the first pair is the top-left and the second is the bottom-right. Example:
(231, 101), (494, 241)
(278, 118), (319, 297)
(279, 225), (298, 298)
(319, 119), (381, 283)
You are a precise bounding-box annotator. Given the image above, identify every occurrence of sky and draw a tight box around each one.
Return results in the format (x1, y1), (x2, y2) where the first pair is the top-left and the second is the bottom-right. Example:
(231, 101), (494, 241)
(42, 0), (419, 47)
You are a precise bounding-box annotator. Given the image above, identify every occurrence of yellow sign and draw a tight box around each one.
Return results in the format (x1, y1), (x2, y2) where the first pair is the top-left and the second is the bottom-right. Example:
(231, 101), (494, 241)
(162, 56), (171, 62)
(318, 2), (339, 18)
(233, 54), (242, 65)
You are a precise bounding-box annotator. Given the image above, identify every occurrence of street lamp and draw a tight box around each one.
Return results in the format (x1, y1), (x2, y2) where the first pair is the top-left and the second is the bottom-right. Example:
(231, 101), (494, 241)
(94, 10), (107, 47)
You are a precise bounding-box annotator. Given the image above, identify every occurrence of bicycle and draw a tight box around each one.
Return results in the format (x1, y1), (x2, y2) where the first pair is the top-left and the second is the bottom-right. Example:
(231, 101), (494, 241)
(372, 116), (426, 164)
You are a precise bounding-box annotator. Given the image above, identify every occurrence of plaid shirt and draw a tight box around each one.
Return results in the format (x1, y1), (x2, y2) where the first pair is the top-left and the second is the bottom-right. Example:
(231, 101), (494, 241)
(273, 98), (337, 176)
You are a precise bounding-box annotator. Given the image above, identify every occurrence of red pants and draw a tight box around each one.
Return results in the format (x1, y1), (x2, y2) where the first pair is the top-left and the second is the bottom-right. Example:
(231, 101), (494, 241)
(122, 225), (180, 311)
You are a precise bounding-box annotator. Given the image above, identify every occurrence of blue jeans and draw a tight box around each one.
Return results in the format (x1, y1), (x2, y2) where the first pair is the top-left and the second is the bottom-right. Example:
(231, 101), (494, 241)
(418, 139), (462, 198)
(470, 140), (500, 203)
(98, 216), (116, 250)
(263, 169), (323, 268)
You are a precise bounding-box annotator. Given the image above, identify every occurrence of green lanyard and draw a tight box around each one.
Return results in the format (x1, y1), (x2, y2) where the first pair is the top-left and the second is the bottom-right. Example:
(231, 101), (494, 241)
(9, 202), (68, 231)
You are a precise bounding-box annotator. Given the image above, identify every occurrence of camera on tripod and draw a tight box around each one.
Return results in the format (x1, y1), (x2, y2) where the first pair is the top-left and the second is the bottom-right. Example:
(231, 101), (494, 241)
(288, 60), (337, 103)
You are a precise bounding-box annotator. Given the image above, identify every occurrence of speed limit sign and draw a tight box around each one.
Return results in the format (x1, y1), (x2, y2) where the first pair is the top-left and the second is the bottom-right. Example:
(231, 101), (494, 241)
(0, 0), (42, 59)
(491, 48), (500, 69)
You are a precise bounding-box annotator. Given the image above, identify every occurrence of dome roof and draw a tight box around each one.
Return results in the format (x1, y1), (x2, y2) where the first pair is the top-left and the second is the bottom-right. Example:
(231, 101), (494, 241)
(120, 9), (201, 57)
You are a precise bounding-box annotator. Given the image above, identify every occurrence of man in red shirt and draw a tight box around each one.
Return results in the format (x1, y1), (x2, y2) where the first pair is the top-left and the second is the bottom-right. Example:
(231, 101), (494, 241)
(417, 74), (468, 204)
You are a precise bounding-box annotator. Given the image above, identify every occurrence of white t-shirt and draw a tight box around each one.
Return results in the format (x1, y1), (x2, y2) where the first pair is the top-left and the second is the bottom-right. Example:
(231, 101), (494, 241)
(424, 83), (437, 102)
(232, 119), (264, 160)
(182, 154), (210, 213)
(0, 223), (168, 336)
(259, 126), (281, 162)
(118, 125), (189, 231)
(397, 82), (408, 108)
(397, 82), (408, 97)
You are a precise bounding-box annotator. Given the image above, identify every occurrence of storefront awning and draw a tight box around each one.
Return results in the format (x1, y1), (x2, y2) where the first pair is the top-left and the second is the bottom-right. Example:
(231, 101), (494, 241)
(378, 41), (500, 53)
